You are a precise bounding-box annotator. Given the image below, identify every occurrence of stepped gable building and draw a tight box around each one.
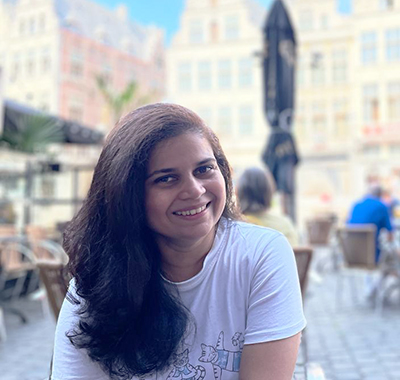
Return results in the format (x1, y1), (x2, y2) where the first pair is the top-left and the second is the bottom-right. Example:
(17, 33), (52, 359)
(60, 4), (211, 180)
(0, 0), (165, 131)
(168, 0), (400, 225)
(167, 0), (268, 171)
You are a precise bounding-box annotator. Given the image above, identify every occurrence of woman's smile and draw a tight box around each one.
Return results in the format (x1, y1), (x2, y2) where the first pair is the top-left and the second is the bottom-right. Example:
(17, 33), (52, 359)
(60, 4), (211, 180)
(173, 202), (210, 217)
(145, 133), (226, 246)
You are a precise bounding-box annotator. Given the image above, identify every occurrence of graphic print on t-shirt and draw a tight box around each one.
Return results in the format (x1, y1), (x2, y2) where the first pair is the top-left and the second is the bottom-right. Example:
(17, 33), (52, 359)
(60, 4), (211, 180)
(198, 331), (244, 380)
(166, 348), (206, 380)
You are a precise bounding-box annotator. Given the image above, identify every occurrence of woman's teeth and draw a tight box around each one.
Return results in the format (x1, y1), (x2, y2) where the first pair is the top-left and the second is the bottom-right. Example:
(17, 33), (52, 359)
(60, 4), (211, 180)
(175, 204), (207, 216)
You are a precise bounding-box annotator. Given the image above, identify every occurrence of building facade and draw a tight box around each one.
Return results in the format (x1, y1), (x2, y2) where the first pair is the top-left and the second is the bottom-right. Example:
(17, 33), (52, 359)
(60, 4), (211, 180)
(168, 0), (400, 227)
(288, 0), (400, 222)
(0, 0), (165, 229)
(167, 0), (268, 172)
(0, 0), (165, 131)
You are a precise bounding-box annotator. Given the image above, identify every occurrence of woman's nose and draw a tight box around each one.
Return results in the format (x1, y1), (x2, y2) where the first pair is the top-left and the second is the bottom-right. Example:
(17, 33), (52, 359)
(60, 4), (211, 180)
(179, 176), (206, 200)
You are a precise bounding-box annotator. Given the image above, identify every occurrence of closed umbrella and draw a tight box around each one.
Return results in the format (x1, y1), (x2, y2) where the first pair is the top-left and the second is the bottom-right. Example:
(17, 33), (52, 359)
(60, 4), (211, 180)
(261, 0), (299, 221)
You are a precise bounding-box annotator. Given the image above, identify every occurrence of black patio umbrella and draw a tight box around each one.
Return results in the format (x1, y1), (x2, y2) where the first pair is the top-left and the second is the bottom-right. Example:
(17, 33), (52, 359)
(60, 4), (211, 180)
(261, 0), (299, 221)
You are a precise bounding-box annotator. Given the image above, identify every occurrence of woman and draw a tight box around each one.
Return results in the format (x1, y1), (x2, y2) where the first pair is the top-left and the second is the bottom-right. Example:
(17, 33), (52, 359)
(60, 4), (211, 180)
(236, 167), (299, 247)
(52, 103), (305, 380)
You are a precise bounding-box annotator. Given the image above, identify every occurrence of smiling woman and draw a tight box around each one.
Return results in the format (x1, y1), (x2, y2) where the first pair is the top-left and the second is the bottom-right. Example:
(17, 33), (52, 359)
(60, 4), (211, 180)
(51, 103), (306, 380)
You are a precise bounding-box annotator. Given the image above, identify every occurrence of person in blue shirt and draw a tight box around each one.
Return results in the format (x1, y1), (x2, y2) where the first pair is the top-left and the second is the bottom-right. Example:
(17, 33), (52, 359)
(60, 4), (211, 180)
(347, 185), (393, 263)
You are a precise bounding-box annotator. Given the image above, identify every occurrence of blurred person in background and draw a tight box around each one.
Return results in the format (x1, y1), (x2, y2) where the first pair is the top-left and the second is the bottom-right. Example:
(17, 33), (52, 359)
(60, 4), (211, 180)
(347, 184), (393, 264)
(236, 167), (299, 246)
(51, 104), (305, 380)
(382, 188), (400, 221)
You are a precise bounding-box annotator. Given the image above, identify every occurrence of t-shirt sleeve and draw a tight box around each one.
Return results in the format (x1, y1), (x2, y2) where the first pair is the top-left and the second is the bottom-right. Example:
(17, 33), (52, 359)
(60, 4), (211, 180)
(51, 280), (109, 380)
(244, 233), (306, 344)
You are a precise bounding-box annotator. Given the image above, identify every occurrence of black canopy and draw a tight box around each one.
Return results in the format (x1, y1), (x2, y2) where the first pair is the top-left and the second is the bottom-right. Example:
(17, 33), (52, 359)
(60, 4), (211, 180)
(261, 0), (299, 220)
(262, 0), (296, 130)
(2, 99), (104, 145)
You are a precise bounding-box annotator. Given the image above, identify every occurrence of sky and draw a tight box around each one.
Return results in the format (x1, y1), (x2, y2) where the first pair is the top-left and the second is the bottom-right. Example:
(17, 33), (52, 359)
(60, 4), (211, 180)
(95, 0), (351, 46)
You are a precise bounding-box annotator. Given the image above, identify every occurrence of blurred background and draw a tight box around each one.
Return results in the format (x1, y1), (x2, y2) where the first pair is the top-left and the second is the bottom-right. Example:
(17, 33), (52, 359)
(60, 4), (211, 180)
(0, 0), (400, 379)
(1, 0), (400, 233)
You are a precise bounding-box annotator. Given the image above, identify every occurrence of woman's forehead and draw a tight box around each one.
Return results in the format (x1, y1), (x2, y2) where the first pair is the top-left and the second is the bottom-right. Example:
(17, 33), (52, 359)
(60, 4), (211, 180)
(148, 133), (214, 167)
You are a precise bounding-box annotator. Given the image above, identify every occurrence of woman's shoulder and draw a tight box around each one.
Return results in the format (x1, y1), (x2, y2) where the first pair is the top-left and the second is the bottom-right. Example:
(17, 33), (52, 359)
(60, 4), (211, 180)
(225, 218), (287, 253)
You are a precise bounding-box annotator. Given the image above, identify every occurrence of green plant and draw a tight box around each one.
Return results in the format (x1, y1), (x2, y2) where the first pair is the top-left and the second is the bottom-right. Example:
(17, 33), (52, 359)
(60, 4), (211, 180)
(1, 113), (64, 154)
(96, 75), (153, 126)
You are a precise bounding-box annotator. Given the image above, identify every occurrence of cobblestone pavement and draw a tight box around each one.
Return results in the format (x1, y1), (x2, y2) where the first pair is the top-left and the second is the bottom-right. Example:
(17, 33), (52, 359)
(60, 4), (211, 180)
(0, 267), (399, 380)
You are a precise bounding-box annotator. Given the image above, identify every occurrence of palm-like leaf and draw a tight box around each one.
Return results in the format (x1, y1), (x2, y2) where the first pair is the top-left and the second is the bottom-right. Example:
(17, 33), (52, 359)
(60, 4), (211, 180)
(96, 75), (139, 123)
(1, 113), (64, 154)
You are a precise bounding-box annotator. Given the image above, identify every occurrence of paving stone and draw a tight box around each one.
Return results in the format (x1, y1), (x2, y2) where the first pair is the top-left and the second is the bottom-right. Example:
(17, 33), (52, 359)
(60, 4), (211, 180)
(1, 264), (399, 380)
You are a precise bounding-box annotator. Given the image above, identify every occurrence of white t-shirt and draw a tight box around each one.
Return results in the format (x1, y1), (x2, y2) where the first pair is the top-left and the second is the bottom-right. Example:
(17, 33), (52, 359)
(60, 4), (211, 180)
(52, 218), (306, 380)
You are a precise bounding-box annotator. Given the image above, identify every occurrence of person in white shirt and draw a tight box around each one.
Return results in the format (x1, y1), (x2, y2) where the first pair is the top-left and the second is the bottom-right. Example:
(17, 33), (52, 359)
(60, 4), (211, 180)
(52, 103), (306, 380)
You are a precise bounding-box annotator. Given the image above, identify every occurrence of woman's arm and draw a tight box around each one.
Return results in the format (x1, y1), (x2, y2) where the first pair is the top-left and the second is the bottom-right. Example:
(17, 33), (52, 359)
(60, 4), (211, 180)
(239, 333), (301, 380)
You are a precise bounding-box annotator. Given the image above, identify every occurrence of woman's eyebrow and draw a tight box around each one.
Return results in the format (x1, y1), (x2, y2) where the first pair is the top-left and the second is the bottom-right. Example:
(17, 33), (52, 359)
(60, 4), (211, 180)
(146, 168), (175, 179)
(146, 157), (216, 180)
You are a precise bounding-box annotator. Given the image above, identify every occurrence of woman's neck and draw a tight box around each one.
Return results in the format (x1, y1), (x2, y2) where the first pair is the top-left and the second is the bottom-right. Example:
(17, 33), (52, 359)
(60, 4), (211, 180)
(157, 227), (216, 282)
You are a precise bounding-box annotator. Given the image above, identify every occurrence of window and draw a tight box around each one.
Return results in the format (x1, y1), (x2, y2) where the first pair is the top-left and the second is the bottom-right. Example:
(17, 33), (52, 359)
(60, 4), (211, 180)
(177, 62), (192, 92)
(26, 50), (36, 76)
(333, 99), (349, 139)
(361, 32), (377, 64)
(332, 49), (347, 83)
(295, 104), (307, 140)
(69, 103), (84, 122)
(71, 51), (84, 77)
(320, 14), (329, 29)
(29, 17), (36, 34)
(198, 61), (212, 90)
(218, 59), (231, 89)
(198, 107), (212, 127)
(41, 47), (51, 73)
(386, 29), (400, 62)
(40, 176), (55, 198)
(238, 106), (254, 135)
(210, 21), (219, 43)
(363, 84), (379, 123)
(189, 19), (203, 44)
(238, 58), (253, 87)
(299, 11), (313, 31)
(310, 52), (324, 85)
(225, 15), (239, 40)
(388, 82), (400, 121)
(10, 53), (21, 82)
(380, 0), (394, 10)
(297, 56), (306, 87)
(389, 144), (400, 155)
(101, 62), (112, 85)
(312, 102), (327, 143)
(217, 107), (232, 135)
(19, 19), (26, 35)
(39, 14), (46, 32)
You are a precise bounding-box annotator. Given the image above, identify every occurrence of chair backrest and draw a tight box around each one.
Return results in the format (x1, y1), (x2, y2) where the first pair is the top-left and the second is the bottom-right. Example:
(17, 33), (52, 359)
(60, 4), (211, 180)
(337, 224), (377, 269)
(0, 225), (17, 237)
(306, 217), (334, 245)
(36, 260), (69, 320)
(293, 246), (313, 299)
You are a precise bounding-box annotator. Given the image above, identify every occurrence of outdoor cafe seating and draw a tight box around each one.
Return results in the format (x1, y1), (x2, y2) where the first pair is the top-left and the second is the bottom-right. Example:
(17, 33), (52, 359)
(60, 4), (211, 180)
(335, 223), (400, 313)
(0, 226), (68, 342)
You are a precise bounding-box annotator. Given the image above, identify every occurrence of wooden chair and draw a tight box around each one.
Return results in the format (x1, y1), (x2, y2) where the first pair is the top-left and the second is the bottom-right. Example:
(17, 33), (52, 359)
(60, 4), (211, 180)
(306, 217), (335, 246)
(36, 260), (69, 320)
(293, 246), (313, 367)
(0, 237), (37, 332)
(293, 246), (313, 299)
(335, 224), (377, 308)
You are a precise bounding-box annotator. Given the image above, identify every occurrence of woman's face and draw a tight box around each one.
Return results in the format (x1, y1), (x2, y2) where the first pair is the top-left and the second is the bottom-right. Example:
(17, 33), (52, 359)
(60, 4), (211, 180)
(145, 133), (226, 246)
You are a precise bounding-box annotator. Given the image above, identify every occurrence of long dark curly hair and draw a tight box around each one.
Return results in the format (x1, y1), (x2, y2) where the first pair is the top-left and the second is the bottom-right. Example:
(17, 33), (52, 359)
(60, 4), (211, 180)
(63, 103), (239, 379)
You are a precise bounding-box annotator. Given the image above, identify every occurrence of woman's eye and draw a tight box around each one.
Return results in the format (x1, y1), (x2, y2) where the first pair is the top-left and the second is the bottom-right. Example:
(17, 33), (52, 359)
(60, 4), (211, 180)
(195, 165), (214, 175)
(154, 175), (176, 184)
